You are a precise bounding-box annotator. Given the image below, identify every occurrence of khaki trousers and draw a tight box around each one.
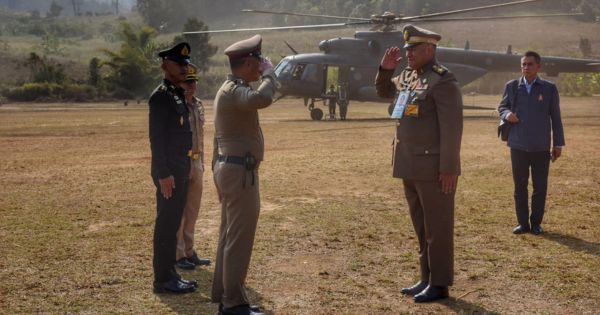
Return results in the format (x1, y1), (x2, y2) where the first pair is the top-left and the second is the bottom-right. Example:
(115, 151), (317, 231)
(176, 159), (203, 260)
(403, 179), (454, 286)
(211, 161), (260, 308)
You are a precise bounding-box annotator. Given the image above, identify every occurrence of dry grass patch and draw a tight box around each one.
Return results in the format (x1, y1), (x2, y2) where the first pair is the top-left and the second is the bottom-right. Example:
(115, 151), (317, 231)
(0, 96), (599, 314)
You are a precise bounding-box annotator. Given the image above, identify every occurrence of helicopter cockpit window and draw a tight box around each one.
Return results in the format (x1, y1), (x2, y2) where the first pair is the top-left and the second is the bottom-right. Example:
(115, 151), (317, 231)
(275, 58), (292, 77)
(292, 64), (306, 80)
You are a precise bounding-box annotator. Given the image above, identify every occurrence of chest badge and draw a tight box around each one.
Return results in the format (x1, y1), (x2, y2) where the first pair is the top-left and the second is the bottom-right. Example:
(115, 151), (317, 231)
(538, 94), (543, 102)
(180, 116), (184, 126)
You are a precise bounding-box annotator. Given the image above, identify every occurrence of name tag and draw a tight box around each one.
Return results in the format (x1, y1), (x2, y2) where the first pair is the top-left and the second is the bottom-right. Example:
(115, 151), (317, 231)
(391, 91), (409, 119)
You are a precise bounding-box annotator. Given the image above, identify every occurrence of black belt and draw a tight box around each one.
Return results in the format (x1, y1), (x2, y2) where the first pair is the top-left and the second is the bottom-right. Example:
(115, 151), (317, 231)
(217, 155), (245, 165)
(217, 154), (257, 188)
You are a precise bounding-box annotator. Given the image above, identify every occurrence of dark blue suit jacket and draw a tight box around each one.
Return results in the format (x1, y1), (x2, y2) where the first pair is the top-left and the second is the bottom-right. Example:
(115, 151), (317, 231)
(498, 77), (565, 152)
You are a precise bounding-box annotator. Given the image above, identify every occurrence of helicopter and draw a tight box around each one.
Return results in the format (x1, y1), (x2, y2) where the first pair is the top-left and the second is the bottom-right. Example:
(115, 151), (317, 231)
(185, 0), (600, 120)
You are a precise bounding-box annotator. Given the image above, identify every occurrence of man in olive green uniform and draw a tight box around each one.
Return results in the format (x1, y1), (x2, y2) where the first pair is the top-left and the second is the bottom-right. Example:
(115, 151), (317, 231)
(175, 64), (211, 270)
(211, 35), (277, 315)
(375, 25), (463, 303)
(148, 43), (197, 294)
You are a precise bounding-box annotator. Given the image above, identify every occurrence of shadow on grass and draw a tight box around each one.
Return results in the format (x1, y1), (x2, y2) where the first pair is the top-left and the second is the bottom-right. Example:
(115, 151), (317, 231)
(540, 232), (600, 257)
(156, 267), (270, 315)
(441, 297), (500, 315)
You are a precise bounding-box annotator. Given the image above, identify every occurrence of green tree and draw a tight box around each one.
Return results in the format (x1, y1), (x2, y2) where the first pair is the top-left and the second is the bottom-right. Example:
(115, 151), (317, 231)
(48, 0), (63, 18)
(101, 22), (161, 98)
(172, 18), (217, 73)
(23, 52), (66, 84)
(88, 57), (101, 87)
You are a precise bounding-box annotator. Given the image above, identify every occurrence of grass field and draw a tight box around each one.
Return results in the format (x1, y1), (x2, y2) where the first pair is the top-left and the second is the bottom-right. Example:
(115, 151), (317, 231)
(0, 96), (599, 314)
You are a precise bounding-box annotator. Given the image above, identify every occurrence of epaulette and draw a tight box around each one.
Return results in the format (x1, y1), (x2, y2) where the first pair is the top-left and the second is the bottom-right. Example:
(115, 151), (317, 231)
(432, 64), (448, 76)
(223, 80), (238, 94)
(157, 84), (167, 92)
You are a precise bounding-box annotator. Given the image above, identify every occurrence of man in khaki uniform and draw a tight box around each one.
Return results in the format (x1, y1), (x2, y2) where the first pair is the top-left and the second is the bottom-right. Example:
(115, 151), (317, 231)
(375, 24), (463, 303)
(175, 64), (211, 270)
(211, 35), (277, 315)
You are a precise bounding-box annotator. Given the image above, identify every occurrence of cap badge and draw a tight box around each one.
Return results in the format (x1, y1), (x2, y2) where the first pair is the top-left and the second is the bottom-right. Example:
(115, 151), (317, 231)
(403, 30), (409, 41)
(181, 46), (190, 56)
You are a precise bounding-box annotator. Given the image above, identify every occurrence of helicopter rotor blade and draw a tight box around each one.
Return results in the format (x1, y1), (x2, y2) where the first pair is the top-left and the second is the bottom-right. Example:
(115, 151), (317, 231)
(183, 21), (370, 34)
(283, 40), (299, 55)
(398, 0), (544, 22)
(241, 9), (370, 21)
(409, 13), (583, 23)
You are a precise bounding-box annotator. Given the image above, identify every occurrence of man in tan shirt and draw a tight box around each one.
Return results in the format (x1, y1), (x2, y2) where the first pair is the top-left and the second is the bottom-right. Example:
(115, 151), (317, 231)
(175, 64), (211, 270)
(211, 35), (277, 315)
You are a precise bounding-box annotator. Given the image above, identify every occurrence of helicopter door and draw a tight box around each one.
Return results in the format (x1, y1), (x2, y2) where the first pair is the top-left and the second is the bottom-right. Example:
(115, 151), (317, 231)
(323, 65), (339, 95)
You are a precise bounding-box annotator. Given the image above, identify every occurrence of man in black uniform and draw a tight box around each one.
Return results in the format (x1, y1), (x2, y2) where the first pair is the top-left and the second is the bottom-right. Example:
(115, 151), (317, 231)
(149, 42), (197, 294)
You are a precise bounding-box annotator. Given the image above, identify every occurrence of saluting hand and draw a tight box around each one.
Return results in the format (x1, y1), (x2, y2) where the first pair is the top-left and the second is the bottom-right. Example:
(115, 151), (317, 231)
(159, 175), (175, 199)
(380, 47), (403, 70)
(259, 57), (274, 74)
(439, 173), (458, 194)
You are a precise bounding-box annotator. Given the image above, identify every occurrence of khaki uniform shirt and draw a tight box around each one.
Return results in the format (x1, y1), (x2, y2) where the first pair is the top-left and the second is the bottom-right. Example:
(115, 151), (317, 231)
(375, 60), (463, 180)
(187, 96), (205, 166)
(212, 69), (278, 165)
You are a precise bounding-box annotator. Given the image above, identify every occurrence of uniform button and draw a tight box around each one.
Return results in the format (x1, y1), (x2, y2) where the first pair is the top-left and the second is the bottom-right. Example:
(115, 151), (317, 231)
(425, 150), (429, 154)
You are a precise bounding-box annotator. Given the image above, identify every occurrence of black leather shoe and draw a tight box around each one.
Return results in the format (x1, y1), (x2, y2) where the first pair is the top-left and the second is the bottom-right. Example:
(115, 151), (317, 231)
(400, 281), (429, 296)
(512, 225), (530, 234)
(189, 252), (211, 266)
(153, 278), (196, 294)
(176, 258), (196, 270)
(220, 304), (264, 315)
(178, 278), (198, 288)
(219, 303), (261, 313)
(170, 271), (198, 288)
(414, 285), (449, 303)
(531, 225), (544, 235)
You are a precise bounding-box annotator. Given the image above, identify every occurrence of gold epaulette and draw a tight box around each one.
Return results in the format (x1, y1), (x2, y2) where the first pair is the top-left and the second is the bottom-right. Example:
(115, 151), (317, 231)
(432, 64), (448, 76)
(223, 80), (238, 94)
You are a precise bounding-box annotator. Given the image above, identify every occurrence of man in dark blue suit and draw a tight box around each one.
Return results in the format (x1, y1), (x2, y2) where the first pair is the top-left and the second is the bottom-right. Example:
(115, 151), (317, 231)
(498, 51), (565, 235)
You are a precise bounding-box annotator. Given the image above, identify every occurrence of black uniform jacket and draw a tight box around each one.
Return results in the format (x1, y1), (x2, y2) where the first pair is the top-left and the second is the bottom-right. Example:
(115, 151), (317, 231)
(149, 79), (192, 180)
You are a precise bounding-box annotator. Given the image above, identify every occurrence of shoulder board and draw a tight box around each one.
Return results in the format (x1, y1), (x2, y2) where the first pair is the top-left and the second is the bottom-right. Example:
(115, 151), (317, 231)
(223, 80), (239, 94)
(432, 64), (448, 76)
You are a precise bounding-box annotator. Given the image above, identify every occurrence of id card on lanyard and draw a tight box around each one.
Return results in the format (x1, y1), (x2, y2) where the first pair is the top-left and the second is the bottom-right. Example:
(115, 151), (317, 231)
(391, 90), (409, 119)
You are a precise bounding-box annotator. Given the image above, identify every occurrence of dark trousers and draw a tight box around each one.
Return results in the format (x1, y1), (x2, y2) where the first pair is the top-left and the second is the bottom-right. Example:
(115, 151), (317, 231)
(403, 179), (454, 286)
(153, 175), (189, 283)
(510, 149), (551, 228)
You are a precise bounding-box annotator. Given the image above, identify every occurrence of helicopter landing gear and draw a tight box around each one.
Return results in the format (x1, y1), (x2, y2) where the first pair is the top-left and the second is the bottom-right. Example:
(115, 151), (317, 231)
(388, 103), (394, 116)
(310, 108), (323, 121)
(306, 98), (323, 121)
